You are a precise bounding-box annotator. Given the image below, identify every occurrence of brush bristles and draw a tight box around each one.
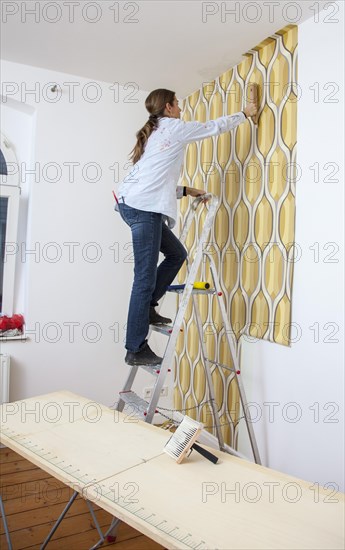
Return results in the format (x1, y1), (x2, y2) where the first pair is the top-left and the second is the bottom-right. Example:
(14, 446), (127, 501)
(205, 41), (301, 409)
(164, 416), (204, 463)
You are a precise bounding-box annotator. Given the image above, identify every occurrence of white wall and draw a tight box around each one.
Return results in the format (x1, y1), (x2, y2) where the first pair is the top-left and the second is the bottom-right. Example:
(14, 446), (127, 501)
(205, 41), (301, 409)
(239, 4), (344, 492)
(0, 61), (175, 411)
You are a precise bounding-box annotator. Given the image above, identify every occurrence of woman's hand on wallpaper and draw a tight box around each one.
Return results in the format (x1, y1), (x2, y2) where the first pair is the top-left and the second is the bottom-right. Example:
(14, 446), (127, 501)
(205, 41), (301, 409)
(187, 187), (209, 203)
(244, 103), (257, 118)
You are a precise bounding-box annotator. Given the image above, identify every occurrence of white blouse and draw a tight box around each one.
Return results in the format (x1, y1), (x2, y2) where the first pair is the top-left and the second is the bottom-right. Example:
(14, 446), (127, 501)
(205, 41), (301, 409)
(117, 111), (246, 228)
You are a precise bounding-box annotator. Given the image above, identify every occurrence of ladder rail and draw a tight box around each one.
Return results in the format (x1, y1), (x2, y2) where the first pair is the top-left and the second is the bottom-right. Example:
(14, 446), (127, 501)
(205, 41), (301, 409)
(180, 255), (243, 455)
(206, 251), (262, 465)
(179, 192), (214, 246)
(192, 293), (226, 450)
(116, 365), (139, 412)
(143, 195), (219, 422)
(178, 195), (227, 450)
(204, 251), (239, 368)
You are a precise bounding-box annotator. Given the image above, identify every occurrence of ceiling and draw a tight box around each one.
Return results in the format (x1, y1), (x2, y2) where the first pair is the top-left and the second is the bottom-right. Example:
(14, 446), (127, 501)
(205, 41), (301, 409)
(1, 0), (330, 98)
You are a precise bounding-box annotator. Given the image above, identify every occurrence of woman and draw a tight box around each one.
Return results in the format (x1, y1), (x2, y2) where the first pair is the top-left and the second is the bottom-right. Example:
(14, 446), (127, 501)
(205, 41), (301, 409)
(118, 89), (257, 367)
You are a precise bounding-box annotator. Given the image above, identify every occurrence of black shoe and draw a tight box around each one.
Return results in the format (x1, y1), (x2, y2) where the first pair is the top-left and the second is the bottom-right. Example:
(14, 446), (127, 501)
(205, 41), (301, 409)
(125, 341), (162, 366)
(149, 306), (172, 326)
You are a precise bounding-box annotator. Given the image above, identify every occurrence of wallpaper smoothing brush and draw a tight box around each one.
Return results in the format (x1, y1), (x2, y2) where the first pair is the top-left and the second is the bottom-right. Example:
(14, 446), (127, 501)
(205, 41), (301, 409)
(164, 416), (219, 464)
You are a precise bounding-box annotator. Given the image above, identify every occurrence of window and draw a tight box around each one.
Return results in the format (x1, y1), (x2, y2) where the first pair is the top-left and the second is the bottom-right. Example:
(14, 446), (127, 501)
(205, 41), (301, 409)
(0, 197), (9, 309)
(0, 133), (20, 315)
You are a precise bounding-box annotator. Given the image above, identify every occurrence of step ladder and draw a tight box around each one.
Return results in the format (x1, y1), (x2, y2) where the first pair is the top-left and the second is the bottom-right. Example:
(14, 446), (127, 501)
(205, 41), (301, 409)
(116, 193), (261, 465)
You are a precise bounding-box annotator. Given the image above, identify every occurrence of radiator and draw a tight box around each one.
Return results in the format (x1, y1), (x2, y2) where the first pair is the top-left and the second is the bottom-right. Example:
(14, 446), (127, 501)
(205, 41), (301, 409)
(0, 354), (10, 405)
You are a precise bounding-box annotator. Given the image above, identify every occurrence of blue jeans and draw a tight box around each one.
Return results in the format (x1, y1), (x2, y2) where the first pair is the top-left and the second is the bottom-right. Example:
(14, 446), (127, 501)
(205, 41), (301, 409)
(118, 202), (187, 352)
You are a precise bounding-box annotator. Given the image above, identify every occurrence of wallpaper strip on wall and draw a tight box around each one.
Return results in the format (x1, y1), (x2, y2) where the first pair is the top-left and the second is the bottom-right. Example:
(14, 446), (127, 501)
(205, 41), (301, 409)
(174, 25), (298, 448)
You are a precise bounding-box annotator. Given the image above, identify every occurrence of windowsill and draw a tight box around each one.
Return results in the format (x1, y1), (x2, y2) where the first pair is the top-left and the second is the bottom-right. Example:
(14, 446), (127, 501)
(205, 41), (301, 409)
(0, 332), (28, 341)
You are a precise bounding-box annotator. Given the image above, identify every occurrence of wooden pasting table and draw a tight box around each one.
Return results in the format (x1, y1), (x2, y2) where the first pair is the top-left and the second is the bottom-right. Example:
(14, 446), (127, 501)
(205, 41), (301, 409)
(0, 391), (344, 549)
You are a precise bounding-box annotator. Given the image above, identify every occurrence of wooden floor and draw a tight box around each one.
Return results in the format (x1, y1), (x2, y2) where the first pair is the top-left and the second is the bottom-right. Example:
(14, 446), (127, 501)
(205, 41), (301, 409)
(0, 447), (164, 549)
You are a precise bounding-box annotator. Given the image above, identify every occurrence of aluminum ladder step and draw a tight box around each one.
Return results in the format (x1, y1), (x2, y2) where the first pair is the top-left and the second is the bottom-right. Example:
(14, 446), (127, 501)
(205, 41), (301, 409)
(150, 324), (174, 336)
(119, 390), (184, 422)
(167, 288), (222, 296)
(136, 364), (162, 377)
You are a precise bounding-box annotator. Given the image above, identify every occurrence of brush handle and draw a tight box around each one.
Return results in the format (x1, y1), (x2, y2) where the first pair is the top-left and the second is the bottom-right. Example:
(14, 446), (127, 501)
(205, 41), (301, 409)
(166, 283), (210, 291)
(192, 443), (219, 464)
(166, 284), (185, 291)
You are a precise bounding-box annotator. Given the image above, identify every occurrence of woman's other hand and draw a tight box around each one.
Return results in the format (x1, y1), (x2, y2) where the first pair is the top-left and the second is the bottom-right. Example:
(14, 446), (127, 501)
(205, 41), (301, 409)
(186, 187), (210, 203)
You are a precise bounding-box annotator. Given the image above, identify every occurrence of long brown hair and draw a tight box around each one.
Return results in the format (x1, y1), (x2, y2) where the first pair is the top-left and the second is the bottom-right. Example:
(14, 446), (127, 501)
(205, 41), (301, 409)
(128, 88), (175, 165)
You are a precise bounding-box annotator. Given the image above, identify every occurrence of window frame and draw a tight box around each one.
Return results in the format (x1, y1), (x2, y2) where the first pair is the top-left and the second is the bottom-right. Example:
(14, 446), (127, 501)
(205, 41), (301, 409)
(0, 133), (20, 316)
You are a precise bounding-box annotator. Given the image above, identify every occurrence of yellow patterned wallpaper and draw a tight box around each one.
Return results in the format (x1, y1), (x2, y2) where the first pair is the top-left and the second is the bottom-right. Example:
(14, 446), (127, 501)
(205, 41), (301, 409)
(174, 25), (298, 447)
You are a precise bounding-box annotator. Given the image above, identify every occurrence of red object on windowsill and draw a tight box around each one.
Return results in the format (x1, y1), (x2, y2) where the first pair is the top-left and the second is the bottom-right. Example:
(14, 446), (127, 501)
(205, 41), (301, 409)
(0, 314), (25, 334)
